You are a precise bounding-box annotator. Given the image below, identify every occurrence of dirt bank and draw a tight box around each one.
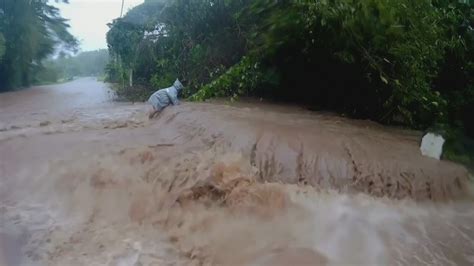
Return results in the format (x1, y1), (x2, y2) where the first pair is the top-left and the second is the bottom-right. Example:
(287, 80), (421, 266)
(1, 80), (473, 265)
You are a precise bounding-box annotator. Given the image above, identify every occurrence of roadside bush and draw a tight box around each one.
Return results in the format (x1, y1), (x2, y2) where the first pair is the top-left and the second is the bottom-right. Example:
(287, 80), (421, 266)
(114, 84), (151, 102)
(190, 56), (278, 101)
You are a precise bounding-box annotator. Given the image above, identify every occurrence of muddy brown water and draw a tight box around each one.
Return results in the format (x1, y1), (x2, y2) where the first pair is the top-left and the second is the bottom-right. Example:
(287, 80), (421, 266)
(1, 78), (474, 265)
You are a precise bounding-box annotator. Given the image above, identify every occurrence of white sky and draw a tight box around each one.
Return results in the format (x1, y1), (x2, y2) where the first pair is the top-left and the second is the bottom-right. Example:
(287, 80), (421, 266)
(56, 0), (144, 52)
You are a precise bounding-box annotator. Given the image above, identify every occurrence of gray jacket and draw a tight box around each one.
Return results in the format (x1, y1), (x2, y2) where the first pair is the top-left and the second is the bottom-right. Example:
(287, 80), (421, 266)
(148, 79), (184, 111)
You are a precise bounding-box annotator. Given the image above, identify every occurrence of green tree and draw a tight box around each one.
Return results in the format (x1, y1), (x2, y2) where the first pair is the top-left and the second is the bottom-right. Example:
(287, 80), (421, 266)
(0, 0), (77, 90)
(106, 0), (249, 93)
(106, 17), (144, 87)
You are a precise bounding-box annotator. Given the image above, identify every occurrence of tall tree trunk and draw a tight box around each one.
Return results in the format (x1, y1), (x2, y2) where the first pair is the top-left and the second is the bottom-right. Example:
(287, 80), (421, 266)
(129, 68), (133, 87)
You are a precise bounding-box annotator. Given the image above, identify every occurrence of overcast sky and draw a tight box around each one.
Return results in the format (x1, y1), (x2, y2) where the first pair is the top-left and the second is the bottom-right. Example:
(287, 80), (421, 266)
(56, 0), (144, 52)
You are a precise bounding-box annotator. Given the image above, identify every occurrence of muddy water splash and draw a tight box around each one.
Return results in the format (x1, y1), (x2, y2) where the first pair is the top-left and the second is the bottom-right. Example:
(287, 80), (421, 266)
(1, 80), (473, 265)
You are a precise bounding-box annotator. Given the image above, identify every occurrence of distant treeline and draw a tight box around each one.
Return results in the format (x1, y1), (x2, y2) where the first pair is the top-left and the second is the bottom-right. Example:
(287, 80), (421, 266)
(36, 49), (110, 84)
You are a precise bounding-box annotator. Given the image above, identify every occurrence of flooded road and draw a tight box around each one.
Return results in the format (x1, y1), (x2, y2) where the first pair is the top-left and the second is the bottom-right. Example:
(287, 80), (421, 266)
(1, 78), (474, 265)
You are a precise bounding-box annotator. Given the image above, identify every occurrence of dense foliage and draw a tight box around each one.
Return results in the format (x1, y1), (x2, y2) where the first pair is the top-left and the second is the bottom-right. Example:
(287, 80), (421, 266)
(35, 49), (110, 84)
(107, 0), (473, 135)
(0, 0), (78, 90)
(106, 0), (248, 93)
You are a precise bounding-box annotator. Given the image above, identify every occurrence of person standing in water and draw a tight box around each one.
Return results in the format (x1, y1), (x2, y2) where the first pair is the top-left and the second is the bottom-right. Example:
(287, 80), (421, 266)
(147, 79), (184, 119)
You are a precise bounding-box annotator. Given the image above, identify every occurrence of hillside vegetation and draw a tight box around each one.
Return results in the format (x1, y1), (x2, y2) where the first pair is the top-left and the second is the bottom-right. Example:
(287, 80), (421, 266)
(107, 0), (473, 140)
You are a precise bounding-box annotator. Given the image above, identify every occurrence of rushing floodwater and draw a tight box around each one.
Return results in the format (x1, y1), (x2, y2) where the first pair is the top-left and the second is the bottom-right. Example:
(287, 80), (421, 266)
(1, 78), (473, 265)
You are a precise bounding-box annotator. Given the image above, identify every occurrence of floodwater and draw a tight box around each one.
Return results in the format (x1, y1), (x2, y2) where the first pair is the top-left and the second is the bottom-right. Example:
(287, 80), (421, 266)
(1, 78), (473, 265)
